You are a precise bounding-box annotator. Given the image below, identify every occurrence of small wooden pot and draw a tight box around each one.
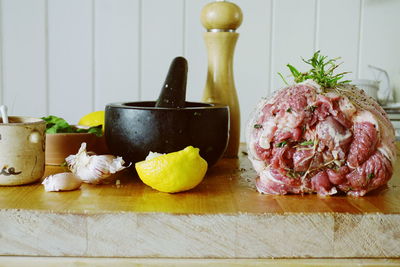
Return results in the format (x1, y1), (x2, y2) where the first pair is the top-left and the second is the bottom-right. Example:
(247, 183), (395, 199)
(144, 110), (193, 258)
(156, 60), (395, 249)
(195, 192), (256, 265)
(45, 133), (108, 166)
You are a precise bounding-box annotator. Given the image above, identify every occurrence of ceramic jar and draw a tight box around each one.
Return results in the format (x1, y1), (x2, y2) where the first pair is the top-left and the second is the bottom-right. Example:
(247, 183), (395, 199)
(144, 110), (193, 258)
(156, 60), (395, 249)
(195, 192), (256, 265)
(0, 116), (46, 185)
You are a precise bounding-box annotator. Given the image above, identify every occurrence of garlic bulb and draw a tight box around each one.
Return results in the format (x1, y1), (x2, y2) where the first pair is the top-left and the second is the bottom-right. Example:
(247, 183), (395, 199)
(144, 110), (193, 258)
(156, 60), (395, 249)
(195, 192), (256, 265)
(42, 172), (82, 192)
(66, 142), (128, 184)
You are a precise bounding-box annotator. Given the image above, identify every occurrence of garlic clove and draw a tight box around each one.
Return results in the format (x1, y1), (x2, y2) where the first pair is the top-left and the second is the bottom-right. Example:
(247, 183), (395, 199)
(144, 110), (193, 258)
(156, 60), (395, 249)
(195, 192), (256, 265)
(66, 142), (91, 169)
(66, 142), (129, 184)
(103, 156), (127, 173)
(42, 172), (82, 192)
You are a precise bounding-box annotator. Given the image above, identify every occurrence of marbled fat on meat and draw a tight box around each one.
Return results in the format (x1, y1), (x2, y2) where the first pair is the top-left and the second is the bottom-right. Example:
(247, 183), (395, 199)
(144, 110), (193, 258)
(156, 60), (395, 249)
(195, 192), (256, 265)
(246, 80), (396, 196)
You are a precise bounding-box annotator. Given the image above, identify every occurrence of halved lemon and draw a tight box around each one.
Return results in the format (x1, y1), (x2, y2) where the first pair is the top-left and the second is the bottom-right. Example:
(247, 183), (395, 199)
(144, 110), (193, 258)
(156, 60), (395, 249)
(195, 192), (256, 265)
(135, 146), (208, 193)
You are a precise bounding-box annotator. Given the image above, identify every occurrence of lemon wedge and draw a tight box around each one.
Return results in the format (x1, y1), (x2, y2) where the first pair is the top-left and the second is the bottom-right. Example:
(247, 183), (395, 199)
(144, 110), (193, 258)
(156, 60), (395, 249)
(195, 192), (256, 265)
(135, 146), (208, 193)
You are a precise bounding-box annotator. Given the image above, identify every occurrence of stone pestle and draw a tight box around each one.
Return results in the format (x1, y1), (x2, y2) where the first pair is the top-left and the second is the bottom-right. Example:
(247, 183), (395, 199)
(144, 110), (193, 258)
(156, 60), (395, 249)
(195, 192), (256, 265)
(155, 57), (188, 108)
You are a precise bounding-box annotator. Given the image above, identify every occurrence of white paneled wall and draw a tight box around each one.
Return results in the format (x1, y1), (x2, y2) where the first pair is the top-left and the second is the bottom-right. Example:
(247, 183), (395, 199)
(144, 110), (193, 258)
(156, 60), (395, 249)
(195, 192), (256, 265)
(94, 0), (140, 109)
(1, 0), (400, 141)
(48, 0), (93, 120)
(2, 0), (46, 116)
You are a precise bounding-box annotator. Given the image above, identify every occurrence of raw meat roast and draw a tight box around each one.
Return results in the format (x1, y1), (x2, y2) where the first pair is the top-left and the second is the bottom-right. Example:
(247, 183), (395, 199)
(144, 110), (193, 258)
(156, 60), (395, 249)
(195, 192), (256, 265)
(246, 80), (396, 196)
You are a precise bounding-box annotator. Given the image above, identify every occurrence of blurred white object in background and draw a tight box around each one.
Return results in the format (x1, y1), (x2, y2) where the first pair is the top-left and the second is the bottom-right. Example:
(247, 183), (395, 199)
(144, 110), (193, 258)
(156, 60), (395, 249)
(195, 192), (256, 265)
(353, 65), (391, 106)
(383, 103), (400, 141)
(352, 78), (380, 100)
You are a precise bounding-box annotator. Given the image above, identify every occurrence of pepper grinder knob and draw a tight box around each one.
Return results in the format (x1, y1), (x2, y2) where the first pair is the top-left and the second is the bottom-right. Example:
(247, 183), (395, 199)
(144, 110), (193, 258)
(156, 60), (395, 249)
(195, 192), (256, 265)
(201, 1), (243, 31)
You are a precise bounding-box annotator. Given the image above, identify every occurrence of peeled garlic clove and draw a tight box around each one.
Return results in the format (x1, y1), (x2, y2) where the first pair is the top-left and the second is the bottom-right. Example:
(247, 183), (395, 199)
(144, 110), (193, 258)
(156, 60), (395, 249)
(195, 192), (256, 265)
(42, 172), (82, 192)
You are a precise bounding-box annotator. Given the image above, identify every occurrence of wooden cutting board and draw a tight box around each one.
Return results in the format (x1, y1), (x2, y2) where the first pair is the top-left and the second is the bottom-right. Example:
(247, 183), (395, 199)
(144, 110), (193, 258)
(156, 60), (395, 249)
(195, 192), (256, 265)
(0, 144), (399, 258)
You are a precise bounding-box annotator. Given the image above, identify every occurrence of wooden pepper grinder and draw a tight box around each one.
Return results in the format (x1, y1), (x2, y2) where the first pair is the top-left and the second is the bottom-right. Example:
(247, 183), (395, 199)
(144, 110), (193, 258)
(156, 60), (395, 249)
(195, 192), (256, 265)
(201, 1), (243, 158)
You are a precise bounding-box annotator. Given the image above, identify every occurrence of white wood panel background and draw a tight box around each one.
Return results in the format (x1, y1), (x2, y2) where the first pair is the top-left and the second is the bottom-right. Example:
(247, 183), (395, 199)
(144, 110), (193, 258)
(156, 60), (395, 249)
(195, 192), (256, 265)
(1, 0), (400, 141)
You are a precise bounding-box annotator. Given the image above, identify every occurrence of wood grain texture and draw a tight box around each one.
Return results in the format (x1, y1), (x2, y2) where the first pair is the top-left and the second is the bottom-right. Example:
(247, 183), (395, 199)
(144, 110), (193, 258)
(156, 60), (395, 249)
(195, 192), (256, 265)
(0, 144), (399, 258)
(202, 32), (240, 157)
(1, 257), (400, 267)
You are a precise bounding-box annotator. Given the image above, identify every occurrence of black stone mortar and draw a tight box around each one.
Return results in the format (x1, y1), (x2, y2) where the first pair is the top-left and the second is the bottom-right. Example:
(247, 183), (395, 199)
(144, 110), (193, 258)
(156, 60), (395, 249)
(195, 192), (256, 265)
(105, 57), (229, 166)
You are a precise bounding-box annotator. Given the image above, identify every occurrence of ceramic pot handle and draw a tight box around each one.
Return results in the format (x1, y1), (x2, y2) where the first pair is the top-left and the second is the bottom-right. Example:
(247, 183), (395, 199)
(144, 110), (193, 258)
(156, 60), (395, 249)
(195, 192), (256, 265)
(29, 131), (42, 144)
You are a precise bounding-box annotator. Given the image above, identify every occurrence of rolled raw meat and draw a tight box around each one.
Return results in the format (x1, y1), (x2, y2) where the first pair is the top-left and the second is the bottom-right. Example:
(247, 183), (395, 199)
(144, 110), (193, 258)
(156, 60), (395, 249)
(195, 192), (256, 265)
(246, 71), (396, 196)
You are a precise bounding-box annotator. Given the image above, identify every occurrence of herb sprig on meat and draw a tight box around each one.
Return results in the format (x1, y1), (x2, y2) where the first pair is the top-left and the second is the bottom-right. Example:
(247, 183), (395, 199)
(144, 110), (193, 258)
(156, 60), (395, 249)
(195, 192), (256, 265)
(279, 51), (351, 89)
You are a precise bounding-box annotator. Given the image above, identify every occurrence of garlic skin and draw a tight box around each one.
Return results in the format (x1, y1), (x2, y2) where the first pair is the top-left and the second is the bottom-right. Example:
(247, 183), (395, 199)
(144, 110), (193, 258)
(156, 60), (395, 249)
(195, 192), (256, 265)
(42, 172), (82, 192)
(145, 151), (165, 161)
(66, 142), (128, 184)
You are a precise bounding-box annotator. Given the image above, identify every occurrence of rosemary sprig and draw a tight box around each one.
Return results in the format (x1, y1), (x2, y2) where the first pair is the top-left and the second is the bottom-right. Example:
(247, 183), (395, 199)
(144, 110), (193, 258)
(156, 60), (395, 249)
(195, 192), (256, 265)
(285, 169), (304, 179)
(278, 72), (289, 85)
(276, 141), (287, 148)
(299, 140), (314, 146)
(280, 51), (351, 89)
(306, 105), (317, 112)
(367, 173), (375, 180)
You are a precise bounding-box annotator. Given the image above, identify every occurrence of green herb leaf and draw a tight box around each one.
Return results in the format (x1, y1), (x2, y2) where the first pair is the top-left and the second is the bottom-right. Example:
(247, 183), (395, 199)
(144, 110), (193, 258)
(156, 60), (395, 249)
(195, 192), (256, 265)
(87, 125), (103, 137)
(287, 64), (301, 77)
(254, 124), (263, 129)
(300, 140), (314, 146)
(41, 115), (74, 133)
(286, 169), (303, 179)
(286, 171), (296, 179)
(278, 72), (289, 85)
(367, 173), (375, 180)
(286, 107), (292, 113)
(42, 115), (103, 136)
(307, 105), (317, 112)
(284, 51), (351, 89)
(276, 141), (287, 148)
(75, 125), (103, 137)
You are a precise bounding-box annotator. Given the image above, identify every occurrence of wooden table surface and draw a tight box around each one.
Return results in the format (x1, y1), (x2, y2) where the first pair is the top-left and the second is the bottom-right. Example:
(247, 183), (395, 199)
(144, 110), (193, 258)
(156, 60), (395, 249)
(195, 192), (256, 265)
(0, 144), (399, 262)
(1, 147), (399, 215)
